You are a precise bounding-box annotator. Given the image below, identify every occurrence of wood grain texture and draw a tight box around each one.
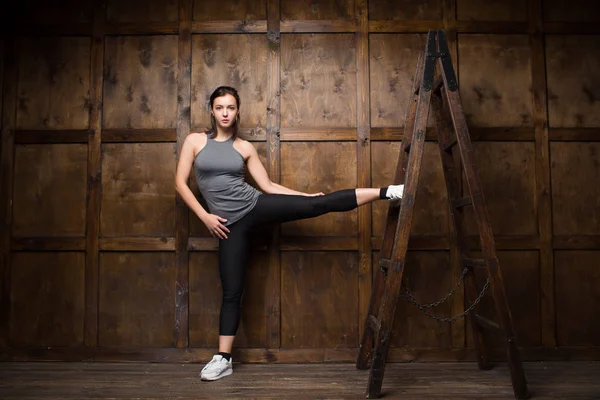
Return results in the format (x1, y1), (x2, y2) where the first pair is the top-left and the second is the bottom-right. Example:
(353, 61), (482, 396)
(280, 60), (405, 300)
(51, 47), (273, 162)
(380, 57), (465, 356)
(189, 251), (268, 348)
(281, 251), (359, 348)
(550, 142), (600, 235)
(543, 0), (600, 22)
(555, 251), (600, 345)
(10, 252), (84, 346)
(369, 0), (442, 20)
(546, 35), (600, 128)
(16, 37), (91, 130)
(371, 142), (449, 236)
(106, 0), (178, 22)
(100, 143), (176, 236)
(458, 34), (532, 127)
(281, 0), (354, 20)
(280, 34), (356, 128)
(98, 252), (175, 347)
(280, 142), (357, 236)
(103, 36), (178, 129)
(13, 144), (87, 237)
(462, 142), (537, 236)
(193, 0), (266, 21)
(15, 130), (91, 144)
(369, 34), (432, 128)
(457, 0), (527, 21)
(190, 34), (267, 138)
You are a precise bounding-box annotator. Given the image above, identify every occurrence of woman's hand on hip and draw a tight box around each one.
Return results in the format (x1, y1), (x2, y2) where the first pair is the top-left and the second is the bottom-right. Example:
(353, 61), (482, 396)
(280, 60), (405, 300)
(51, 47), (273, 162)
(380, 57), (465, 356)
(202, 214), (230, 239)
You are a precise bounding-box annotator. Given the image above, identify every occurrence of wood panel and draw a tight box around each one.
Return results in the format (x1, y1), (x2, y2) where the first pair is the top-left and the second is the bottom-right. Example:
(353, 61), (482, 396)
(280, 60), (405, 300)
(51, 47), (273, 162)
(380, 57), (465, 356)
(16, 37), (90, 130)
(368, 0), (442, 20)
(463, 142), (537, 236)
(458, 34), (533, 127)
(192, 0), (266, 21)
(190, 34), (267, 138)
(281, 0), (354, 20)
(467, 251), (541, 348)
(280, 142), (357, 236)
(12, 0), (92, 23)
(371, 141), (449, 236)
(10, 252), (84, 346)
(13, 144), (87, 237)
(98, 252), (175, 347)
(555, 251), (600, 345)
(106, 0), (178, 22)
(380, 251), (453, 348)
(546, 35), (600, 128)
(281, 251), (359, 348)
(457, 0), (527, 21)
(551, 142), (600, 235)
(100, 143), (176, 236)
(369, 34), (433, 128)
(103, 36), (178, 129)
(280, 34), (356, 128)
(543, 0), (600, 22)
(189, 251), (268, 348)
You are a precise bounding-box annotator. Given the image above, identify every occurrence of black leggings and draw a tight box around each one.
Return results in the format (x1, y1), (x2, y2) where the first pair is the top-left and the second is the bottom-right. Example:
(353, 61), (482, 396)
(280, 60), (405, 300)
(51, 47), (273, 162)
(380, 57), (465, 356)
(218, 189), (358, 335)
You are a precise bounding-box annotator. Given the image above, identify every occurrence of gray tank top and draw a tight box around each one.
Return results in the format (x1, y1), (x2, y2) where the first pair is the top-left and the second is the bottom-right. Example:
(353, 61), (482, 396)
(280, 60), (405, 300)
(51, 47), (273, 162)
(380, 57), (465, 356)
(193, 135), (262, 226)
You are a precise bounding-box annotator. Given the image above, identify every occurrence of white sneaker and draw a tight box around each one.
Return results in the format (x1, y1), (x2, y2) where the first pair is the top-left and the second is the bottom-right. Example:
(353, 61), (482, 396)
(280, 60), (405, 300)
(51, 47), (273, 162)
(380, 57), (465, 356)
(386, 184), (404, 200)
(200, 355), (233, 381)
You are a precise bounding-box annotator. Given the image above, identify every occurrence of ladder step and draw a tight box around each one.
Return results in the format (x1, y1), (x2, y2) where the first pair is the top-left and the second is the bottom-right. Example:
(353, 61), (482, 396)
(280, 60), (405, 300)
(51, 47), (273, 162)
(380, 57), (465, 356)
(463, 257), (486, 268)
(475, 313), (503, 335)
(441, 132), (458, 151)
(368, 315), (381, 333)
(451, 196), (472, 208)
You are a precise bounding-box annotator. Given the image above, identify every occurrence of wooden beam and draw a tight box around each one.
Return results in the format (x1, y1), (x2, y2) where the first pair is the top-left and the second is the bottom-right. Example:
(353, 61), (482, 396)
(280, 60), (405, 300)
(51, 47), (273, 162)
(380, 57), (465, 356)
(279, 128), (357, 141)
(11, 237), (86, 251)
(11, 23), (92, 36)
(280, 236), (358, 251)
(280, 20), (356, 33)
(174, 0), (192, 350)
(266, 0), (281, 350)
(101, 22), (179, 35)
(84, 0), (105, 349)
(0, 38), (17, 350)
(102, 129), (177, 143)
(544, 22), (600, 34)
(355, 0), (372, 362)
(456, 21), (528, 34)
(98, 237), (176, 251)
(14, 130), (91, 144)
(369, 20), (444, 33)
(187, 237), (218, 251)
(553, 235), (600, 250)
(549, 128), (600, 141)
(191, 20), (267, 33)
(529, 0), (556, 348)
(371, 127), (535, 141)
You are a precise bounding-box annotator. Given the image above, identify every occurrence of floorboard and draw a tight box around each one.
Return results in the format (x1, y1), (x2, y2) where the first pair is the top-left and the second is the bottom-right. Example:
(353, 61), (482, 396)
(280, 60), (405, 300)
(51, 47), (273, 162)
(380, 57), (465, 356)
(0, 361), (598, 399)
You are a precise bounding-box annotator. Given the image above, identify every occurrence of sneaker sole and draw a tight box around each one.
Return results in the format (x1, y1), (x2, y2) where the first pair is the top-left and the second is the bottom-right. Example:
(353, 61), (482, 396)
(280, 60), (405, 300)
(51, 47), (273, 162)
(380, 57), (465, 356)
(201, 368), (233, 381)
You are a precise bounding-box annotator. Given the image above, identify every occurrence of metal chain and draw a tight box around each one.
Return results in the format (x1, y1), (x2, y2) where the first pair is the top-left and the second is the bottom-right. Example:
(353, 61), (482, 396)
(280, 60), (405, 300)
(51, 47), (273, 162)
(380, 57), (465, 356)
(402, 278), (490, 322)
(400, 267), (469, 309)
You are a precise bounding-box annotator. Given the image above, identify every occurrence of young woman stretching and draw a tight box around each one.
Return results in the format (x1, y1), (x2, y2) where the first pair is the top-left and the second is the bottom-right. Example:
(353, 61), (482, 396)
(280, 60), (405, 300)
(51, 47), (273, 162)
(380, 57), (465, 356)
(175, 86), (404, 381)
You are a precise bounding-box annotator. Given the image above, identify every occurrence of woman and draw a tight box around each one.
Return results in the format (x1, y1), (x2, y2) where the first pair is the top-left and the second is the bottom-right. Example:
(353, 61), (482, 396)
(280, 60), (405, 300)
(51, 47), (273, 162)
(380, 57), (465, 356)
(175, 86), (403, 381)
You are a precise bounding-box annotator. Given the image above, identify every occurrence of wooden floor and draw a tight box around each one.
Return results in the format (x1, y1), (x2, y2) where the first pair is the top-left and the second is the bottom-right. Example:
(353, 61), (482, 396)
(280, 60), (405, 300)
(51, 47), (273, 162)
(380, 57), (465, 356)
(0, 361), (598, 399)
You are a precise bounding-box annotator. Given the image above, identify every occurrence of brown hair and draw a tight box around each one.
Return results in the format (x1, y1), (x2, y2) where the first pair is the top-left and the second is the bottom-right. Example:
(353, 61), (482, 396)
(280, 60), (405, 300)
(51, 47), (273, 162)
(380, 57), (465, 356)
(207, 86), (241, 139)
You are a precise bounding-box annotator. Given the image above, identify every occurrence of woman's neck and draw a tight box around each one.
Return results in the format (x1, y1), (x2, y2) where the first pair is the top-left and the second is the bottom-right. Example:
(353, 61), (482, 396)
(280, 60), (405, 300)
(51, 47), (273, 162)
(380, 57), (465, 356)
(214, 128), (233, 142)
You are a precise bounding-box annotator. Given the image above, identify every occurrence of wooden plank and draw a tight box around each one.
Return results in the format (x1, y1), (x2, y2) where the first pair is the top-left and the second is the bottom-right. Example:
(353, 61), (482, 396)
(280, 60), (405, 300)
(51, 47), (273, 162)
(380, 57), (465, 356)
(0, 39), (17, 350)
(191, 21), (267, 33)
(457, 0), (527, 21)
(279, 128), (356, 141)
(280, 20), (356, 33)
(369, 20), (443, 33)
(355, 0), (372, 352)
(102, 129), (176, 143)
(530, 0), (555, 349)
(187, 237), (218, 251)
(193, 0), (266, 21)
(280, 142), (357, 236)
(106, 0), (178, 22)
(282, 0), (354, 20)
(549, 128), (600, 141)
(280, 236), (358, 251)
(455, 21), (528, 33)
(371, 127), (534, 141)
(553, 235), (600, 249)
(98, 253), (176, 347)
(84, 0), (104, 349)
(14, 130), (91, 144)
(99, 237), (176, 251)
(543, 22), (600, 34)
(174, 0), (192, 350)
(10, 253), (85, 346)
(369, 0), (443, 20)
(11, 237), (86, 251)
(371, 234), (540, 251)
(101, 22), (179, 34)
(13, 144), (88, 237)
(266, 0), (281, 350)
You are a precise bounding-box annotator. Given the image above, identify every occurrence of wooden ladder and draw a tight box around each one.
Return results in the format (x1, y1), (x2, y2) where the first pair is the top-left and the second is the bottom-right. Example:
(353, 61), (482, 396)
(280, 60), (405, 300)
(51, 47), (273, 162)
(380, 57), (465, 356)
(356, 30), (529, 399)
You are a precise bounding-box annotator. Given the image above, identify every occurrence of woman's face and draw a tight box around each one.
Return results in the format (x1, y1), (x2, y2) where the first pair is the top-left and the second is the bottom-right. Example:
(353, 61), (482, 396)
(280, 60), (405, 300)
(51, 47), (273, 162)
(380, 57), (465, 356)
(212, 94), (238, 130)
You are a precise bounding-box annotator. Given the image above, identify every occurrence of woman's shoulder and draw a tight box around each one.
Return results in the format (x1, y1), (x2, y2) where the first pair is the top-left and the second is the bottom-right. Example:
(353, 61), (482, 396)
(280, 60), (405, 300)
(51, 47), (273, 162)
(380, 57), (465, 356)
(187, 131), (209, 143)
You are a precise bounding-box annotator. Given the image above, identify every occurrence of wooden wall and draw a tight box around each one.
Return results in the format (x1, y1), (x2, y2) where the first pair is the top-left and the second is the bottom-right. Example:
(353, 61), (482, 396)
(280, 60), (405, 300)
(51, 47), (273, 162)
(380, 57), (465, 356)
(1, 0), (599, 363)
